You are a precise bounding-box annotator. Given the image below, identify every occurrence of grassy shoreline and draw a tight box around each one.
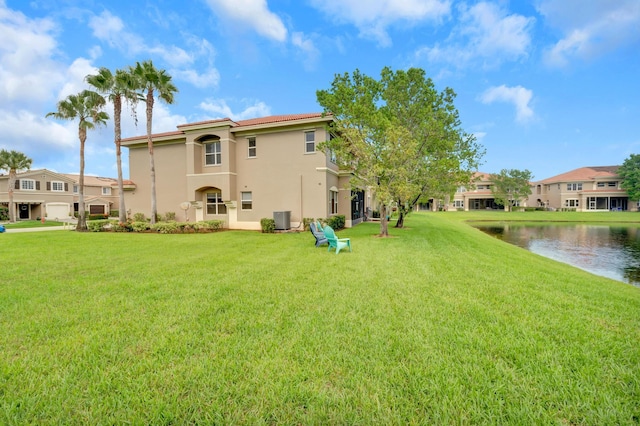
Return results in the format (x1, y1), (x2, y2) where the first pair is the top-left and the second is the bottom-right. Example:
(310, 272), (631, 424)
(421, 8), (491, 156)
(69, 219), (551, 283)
(1, 212), (638, 424)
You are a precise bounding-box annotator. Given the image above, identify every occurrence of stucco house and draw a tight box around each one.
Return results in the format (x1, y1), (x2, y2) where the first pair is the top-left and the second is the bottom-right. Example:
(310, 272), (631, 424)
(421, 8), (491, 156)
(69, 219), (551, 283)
(61, 174), (134, 217)
(527, 166), (633, 211)
(417, 172), (503, 211)
(121, 113), (366, 230)
(0, 169), (76, 220)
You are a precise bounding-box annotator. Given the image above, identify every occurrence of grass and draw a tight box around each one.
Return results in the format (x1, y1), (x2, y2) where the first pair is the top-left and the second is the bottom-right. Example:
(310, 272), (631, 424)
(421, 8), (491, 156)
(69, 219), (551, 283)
(2, 220), (65, 229)
(1, 212), (639, 424)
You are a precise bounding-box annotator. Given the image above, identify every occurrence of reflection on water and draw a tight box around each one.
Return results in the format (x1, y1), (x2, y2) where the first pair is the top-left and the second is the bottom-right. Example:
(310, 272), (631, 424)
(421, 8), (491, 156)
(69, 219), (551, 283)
(475, 224), (640, 287)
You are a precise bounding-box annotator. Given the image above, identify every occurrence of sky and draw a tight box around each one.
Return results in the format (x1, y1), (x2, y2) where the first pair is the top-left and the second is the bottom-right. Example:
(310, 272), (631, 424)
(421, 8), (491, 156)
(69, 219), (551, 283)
(1, 0), (639, 182)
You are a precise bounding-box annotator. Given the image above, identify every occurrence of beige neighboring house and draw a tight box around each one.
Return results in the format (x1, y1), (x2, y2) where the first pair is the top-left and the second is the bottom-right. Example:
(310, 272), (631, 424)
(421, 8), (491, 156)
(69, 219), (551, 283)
(417, 172), (503, 211)
(527, 166), (633, 211)
(121, 113), (367, 230)
(61, 174), (135, 217)
(0, 169), (76, 220)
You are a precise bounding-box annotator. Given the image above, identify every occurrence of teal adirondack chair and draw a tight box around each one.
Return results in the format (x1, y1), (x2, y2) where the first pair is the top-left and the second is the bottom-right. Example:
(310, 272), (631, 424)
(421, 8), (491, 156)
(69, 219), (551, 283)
(323, 225), (352, 254)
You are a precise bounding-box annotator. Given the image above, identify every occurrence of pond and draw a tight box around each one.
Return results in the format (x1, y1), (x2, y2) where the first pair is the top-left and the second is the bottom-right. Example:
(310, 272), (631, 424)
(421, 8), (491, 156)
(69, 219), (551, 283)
(474, 223), (640, 287)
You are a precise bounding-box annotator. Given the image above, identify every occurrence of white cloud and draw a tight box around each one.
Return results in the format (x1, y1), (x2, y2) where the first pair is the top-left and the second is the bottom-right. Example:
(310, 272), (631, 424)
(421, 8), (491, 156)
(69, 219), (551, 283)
(309, 0), (450, 47)
(198, 99), (271, 121)
(291, 32), (320, 70)
(416, 2), (534, 68)
(204, 0), (287, 42)
(480, 85), (534, 123)
(538, 0), (640, 67)
(0, 4), (65, 105)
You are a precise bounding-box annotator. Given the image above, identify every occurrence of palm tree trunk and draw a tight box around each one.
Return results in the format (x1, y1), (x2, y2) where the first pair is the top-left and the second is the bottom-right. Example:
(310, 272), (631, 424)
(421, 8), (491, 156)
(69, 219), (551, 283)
(146, 89), (157, 224)
(7, 171), (16, 223)
(77, 128), (87, 231)
(114, 96), (127, 223)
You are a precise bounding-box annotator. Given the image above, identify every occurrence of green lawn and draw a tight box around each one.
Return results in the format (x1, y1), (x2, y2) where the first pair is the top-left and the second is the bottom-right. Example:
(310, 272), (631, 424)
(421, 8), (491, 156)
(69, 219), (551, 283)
(2, 220), (65, 229)
(1, 212), (639, 424)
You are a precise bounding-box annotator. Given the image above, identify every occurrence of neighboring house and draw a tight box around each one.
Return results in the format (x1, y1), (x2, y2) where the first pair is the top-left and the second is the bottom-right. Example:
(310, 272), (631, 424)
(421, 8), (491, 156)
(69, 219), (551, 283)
(417, 172), (503, 211)
(61, 174), (135, 217)
(0, 169), (76, 220)
(121, 113), (366, 229)
(527, 166), (633, 211)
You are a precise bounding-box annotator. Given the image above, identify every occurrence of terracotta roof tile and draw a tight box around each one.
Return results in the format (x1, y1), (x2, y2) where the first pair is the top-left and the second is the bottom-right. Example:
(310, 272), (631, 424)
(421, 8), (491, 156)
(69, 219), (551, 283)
(536, 166), (620, 184)
(235, 113), (332, 127)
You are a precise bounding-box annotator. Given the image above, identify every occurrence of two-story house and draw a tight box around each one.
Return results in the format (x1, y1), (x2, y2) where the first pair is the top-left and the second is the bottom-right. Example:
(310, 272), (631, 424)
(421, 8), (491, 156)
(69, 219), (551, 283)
(121, 113), (365, 230)
(528, 166), (631, 211)
(61, 174), (134, 217)
(0, 169), (76, 220)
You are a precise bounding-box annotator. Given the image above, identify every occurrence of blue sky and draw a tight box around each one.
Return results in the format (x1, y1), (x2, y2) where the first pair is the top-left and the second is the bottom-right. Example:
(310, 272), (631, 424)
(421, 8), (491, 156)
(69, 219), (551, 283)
(1, 0), (638, 182)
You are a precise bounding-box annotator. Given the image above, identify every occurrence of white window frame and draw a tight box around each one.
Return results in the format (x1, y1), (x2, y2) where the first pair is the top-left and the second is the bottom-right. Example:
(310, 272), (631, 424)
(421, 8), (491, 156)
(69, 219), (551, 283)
(247, 137), (256, 158)
(21, 179), (35, 191)
(206, 191), (227, 215)
(51, 181), (64, 192)
(305, 131), (315, 154)
(73, 184), (79, 194)
(102, 187), (112, 195)
(565, 199), (579, 207)
(453, 200), (464, 208)
(241, 191), (252, 210)
(205, 141), (222, 166)
(330, 190), (338, 215)
(567, 183), (582, 191)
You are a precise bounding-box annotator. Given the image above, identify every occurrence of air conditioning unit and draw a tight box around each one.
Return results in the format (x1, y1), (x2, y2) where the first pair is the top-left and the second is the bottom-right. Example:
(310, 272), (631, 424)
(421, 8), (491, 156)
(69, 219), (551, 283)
(273, 211), (291, 230)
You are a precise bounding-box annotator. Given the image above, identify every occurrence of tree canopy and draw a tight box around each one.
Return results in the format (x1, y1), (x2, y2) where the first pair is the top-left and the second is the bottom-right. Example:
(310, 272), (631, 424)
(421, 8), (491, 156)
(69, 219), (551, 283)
(490, 169), (534, 211)
(316, 67), (484, 236)
(618, 154), (640, 201)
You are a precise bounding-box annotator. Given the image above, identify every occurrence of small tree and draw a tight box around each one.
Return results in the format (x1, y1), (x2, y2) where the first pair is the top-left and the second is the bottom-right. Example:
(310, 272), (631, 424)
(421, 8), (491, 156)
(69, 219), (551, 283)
(618, 154), (640, 202)
(491, 169), (533, 211)
(0, 150), (33, 223)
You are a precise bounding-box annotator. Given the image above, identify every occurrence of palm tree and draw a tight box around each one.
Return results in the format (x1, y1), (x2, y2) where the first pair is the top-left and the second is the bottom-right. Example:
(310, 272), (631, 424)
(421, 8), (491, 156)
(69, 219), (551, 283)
(130, 60), (178, 224)
(0, 149), (33, 223)
(86, 67), (140, 223)
(46, 90), (109, 231)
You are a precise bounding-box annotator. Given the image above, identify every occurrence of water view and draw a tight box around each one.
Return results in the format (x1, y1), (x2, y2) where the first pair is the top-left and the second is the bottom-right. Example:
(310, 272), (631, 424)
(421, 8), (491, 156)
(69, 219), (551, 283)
(474, 223), (640, 287)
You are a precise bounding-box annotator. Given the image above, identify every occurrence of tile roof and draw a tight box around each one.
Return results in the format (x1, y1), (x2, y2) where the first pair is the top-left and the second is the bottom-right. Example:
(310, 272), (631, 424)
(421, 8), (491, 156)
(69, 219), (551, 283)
(235, 112), (331, 127)
(536, 166), (620, 184)
(61, 174), (117, 187)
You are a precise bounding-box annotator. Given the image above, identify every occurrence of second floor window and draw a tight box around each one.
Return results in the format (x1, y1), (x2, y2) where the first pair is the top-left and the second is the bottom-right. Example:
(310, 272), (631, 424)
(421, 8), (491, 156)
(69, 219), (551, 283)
(567, 183), (582, 191)
(102, 187), (112, 195)
(248, 137), (256, 158)
(205, 141), (221, 165)
(21, 179), (35, 190)
(305, 131), (315, 153)
(51, 181), (64, 192)
(73, 184), (79, 194)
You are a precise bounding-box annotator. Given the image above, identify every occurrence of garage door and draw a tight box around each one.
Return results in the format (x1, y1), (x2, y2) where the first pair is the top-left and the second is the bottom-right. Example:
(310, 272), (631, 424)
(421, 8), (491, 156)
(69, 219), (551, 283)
(46, 203), (70, 220)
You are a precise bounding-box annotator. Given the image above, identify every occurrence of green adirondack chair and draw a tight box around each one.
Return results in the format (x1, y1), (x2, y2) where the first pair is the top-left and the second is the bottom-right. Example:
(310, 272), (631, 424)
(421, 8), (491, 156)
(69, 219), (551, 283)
(323, 225), (352, 254)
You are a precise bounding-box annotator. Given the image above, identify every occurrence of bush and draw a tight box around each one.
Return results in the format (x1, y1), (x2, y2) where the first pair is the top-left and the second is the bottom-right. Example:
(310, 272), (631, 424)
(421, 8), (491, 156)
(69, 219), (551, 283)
(111, 221), (132, 232)
(151, 222), (179, 234)
(202, 220), (224, 231)
(327, 215), (346, 230)
(87, 219), (111, 232)
(164, 212), (176, 221)
(133, 213), (146, 222)
(372, 210), (380, 219)
(88, 214), (109, 220)
(260, 218), (276, 233)
(109, 210), (119, 218)
(131, 221), (149, 232)
(0, 206), (8, 221)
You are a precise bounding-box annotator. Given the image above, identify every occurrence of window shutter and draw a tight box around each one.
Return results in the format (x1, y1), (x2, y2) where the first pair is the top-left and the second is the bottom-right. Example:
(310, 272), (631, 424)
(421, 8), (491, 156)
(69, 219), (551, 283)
(36, 181), (40, 190)
(65, 183), (69, 192)
(15, 180), (20, 189)
(46, 181), (51, 191)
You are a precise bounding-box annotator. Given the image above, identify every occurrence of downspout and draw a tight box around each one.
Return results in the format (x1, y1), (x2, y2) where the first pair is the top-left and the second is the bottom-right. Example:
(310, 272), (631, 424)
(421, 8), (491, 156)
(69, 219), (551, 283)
(298, 174), (304, 229)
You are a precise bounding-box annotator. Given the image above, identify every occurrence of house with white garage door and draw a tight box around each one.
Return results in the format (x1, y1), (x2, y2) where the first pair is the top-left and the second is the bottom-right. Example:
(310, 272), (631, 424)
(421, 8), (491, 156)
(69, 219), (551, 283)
(0, 169), (76, 221)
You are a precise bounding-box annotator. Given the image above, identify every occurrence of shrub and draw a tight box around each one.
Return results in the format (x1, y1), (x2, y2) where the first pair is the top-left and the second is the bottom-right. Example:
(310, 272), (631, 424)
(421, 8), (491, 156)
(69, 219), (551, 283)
(131, 221), (149, 232)
(111, 221), (132, 232)
(109, 210), (119, 218)
(327, 215), (346, 230)
(88, 214), (109, 220)
(202, 220), (224, 231)
(164, 212), (176, 221)
(133, 213), (146, 222)
(260, 218), (275, 233)
(372, 210), (380, 219)
(151, 222), (179, 234)
(0, 206), (8, 221)
(87, 219), (110, 232)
